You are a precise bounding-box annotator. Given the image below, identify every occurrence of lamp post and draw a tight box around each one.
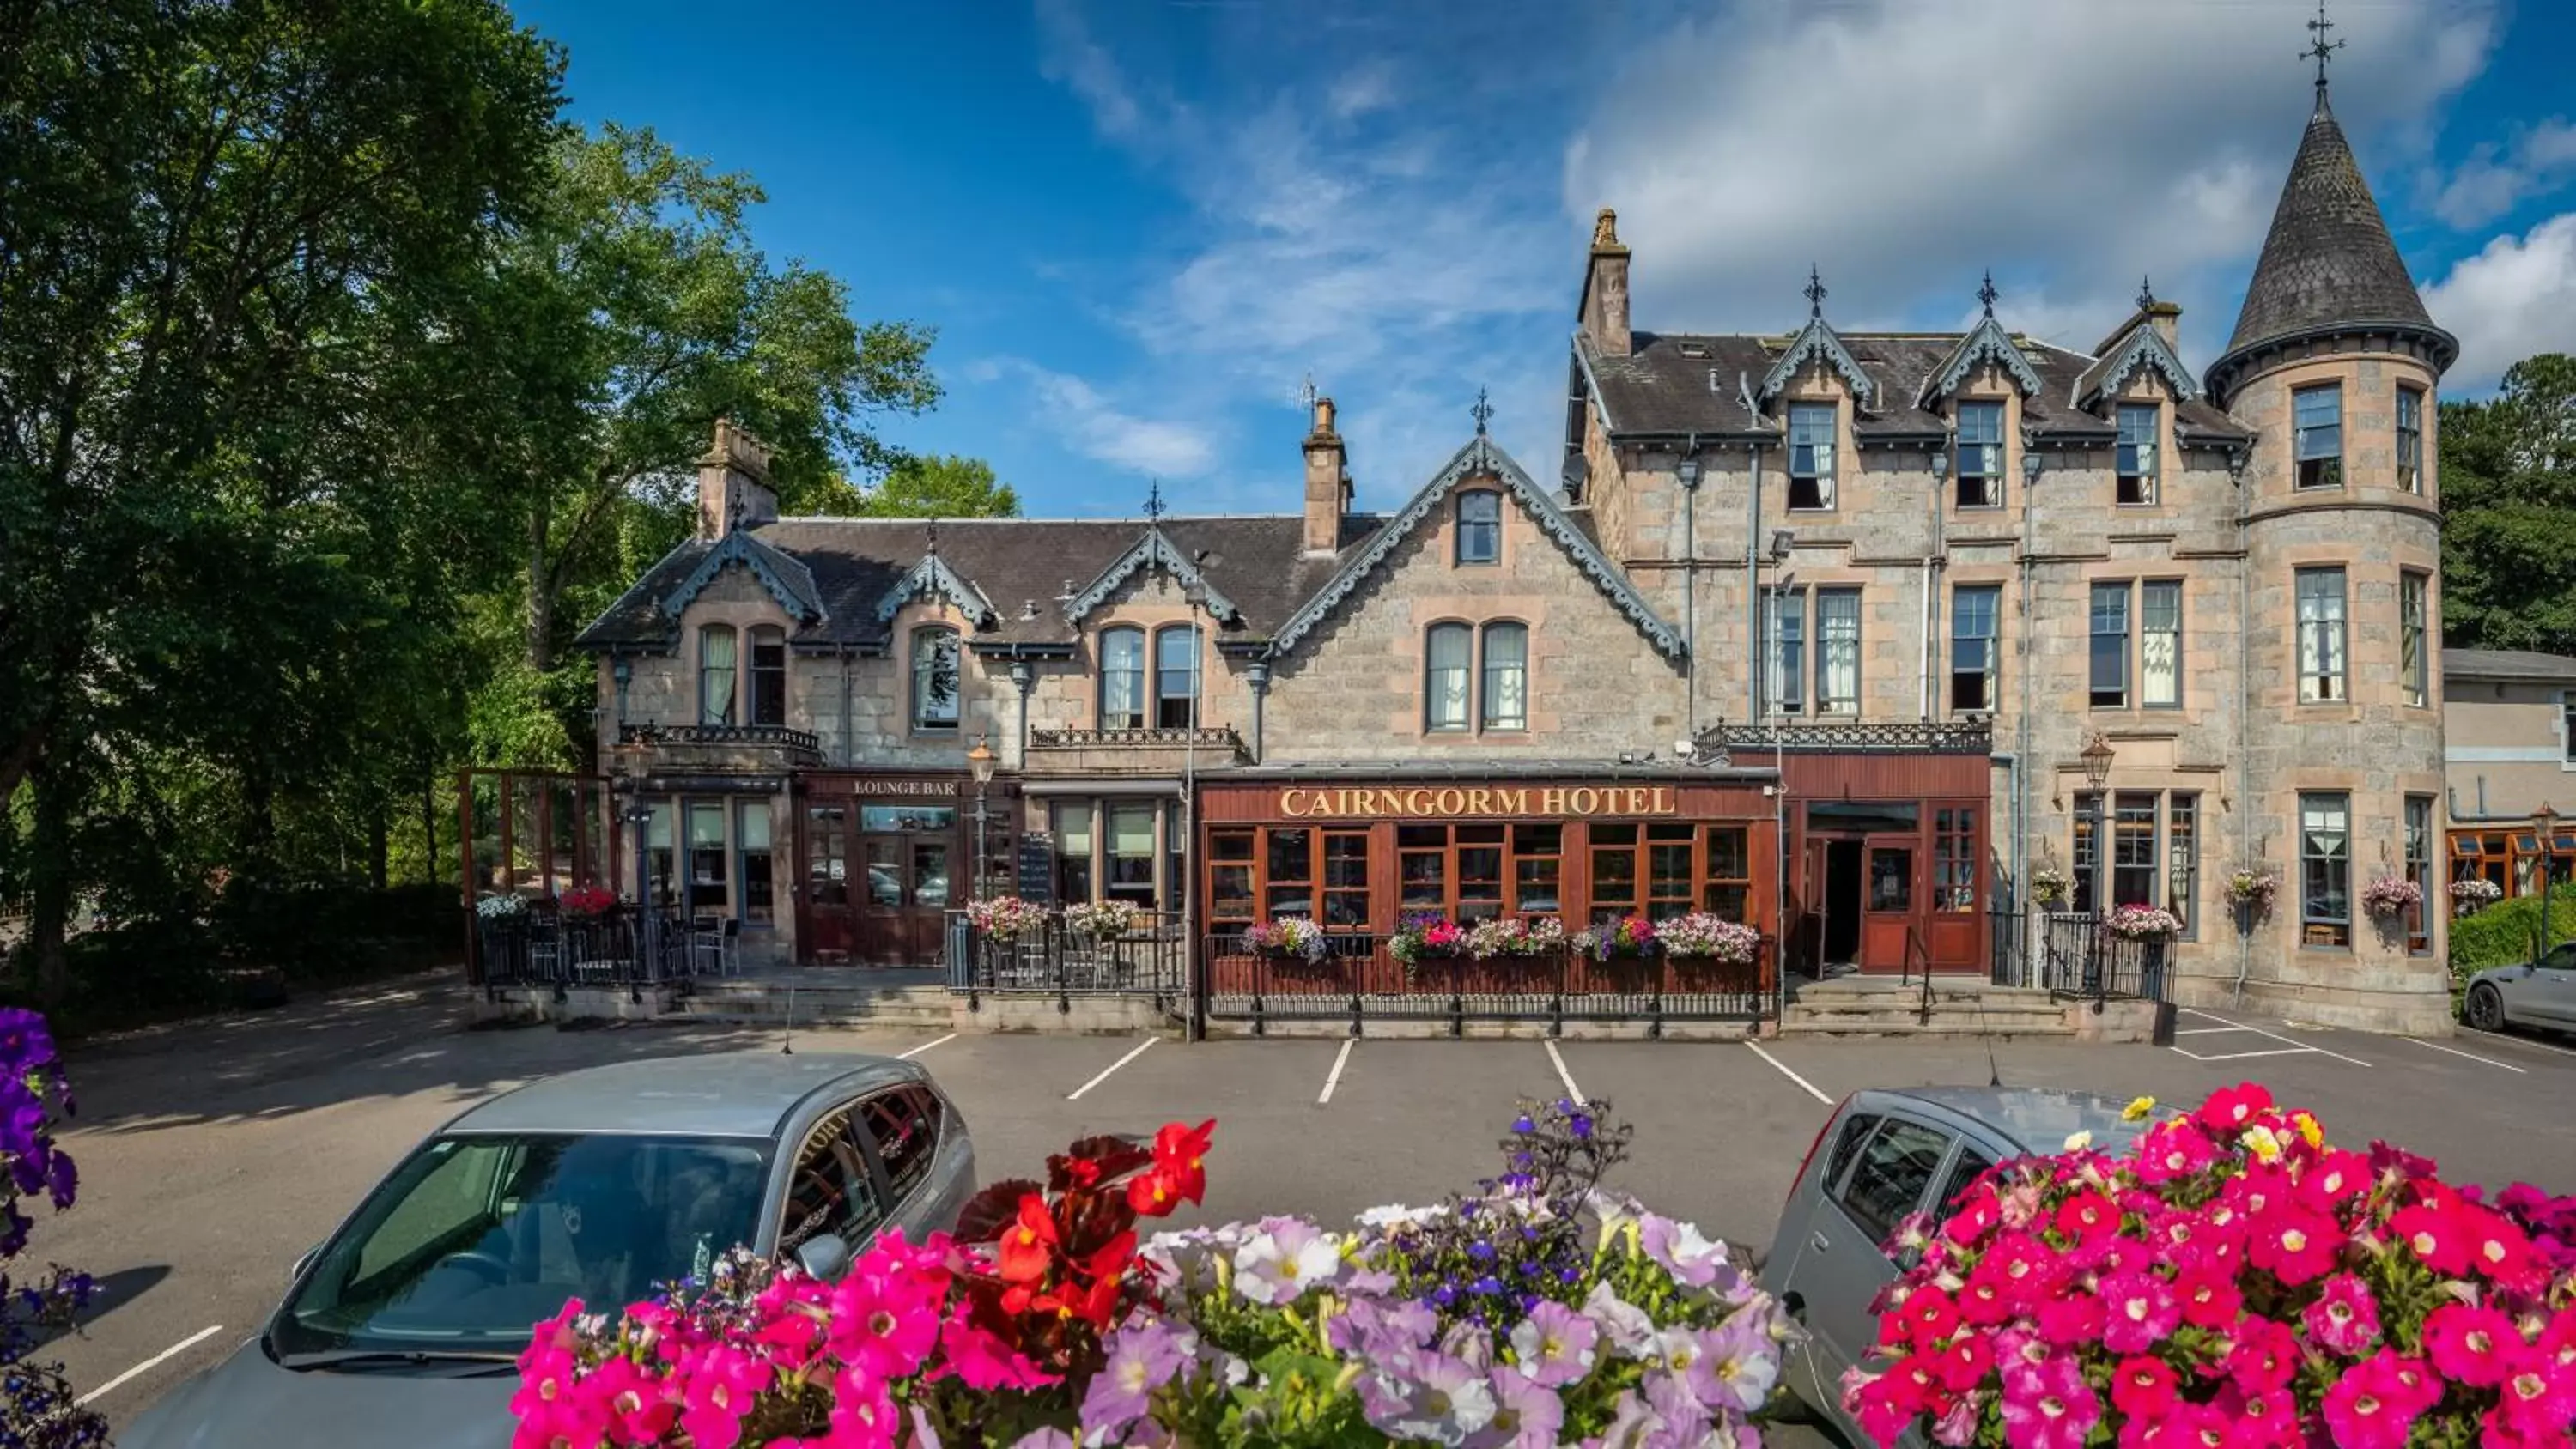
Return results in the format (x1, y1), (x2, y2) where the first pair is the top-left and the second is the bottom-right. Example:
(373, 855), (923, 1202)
(2538, 802), (2561, 962)
(612, 732), (658, 993)
(967, 733), (997, 903)
(1180, 580), (1209, 1040)
(2077, 732), (2117, 1006)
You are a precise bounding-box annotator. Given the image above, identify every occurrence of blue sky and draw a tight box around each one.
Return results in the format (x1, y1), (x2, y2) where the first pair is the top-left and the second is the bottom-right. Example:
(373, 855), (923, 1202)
(518, 0), (2576, 519)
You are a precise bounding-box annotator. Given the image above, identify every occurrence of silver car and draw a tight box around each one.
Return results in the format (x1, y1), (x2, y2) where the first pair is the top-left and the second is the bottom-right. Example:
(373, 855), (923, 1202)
(1759, 1087), (2148, 1448)
(124, 1052), (975, 1448)
(2462, 940), (2576, 1034)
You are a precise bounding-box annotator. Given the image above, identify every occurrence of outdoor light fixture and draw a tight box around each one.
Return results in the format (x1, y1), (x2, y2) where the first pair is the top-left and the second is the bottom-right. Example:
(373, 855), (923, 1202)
(967, 732), (996, 787)
(2080, 731), (2116, 791)
(2021, 448), (2043, 487)
(1929, 449), (1948, 477)
(1768, 530), (1794, 561)
(1676, 458), (1701, 488)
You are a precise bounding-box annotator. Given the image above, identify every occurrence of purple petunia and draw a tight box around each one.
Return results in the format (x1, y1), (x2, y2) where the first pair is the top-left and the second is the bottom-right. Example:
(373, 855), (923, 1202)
(1080, 1321), (1184, 1438)
(1358, 1348), (1498, 1446)
(1505, 1300), (1598, 1388)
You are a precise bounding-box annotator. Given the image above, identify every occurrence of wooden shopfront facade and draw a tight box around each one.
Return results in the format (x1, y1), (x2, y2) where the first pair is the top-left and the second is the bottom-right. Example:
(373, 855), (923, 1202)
(797, 772), (1014, 966)
(1770, 744), (1994, 978)
(1194, 772), (1783, 943)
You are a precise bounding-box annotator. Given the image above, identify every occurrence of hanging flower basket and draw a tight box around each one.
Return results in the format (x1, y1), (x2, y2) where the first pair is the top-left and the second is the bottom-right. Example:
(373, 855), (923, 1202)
(2030, 867), (2071, 910)
(2101, 904), (2183, 941)
(2360, 875), (2423, 919)
(2224, 868), (2279, 912)
(556, 885), (617, 920)
(2451, 877), (2503, 915)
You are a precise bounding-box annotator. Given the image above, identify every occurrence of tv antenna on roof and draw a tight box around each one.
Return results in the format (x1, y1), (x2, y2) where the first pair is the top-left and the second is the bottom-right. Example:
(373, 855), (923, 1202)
(1291, 371), (1317, 413)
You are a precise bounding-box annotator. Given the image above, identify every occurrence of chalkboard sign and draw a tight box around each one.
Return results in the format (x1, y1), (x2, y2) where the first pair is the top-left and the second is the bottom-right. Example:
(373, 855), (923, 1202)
(1016, 832), (1054, 904)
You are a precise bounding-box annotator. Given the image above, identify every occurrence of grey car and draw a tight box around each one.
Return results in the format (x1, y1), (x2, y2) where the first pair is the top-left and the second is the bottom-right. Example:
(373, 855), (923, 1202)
(1759, 1087), (2150, 1449)
(122, 1052), (975, 1448)
(2462, 940), (2576, 1034)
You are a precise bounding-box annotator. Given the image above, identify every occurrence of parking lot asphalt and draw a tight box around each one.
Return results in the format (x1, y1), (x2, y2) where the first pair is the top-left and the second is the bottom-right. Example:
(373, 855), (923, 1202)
(43, 973), (2576, 1431)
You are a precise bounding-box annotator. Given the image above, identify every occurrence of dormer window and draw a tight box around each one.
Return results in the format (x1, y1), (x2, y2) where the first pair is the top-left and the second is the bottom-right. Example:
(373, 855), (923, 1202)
(1955, 401), (2003, 508)
(1787, 403), (1836, 510)
(1455, 490), (1501, 565)
(2116, 404), (2160, 506)
(910, 626), (960, 731)
(2293, 384), (2342, 489)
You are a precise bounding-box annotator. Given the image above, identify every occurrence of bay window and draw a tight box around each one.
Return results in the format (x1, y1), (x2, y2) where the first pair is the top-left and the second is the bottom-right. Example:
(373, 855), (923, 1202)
(2397, 386), (2423, 493)
(748, 626), (787, 726)
(2401, 571), (2428, 707)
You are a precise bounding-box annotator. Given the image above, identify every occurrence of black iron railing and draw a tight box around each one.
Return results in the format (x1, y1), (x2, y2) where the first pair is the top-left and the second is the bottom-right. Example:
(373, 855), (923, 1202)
(2036, 912), (2172, 1003)
(471, 904), (708, 999)
(946, 912), (1188, 1016)
(1694, 720), (1994, 755)
(1026, 725), (1246, 754)
(1197, 934), (1772, 1037)
(617, 722), (822, 757)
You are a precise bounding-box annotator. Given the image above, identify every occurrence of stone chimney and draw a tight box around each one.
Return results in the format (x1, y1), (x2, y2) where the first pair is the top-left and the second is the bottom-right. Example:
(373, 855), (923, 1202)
(1302, 397), (1350, 555)
(1578, 208), (1631, 358)
(696, 417), (777, 540)
(2091, 295), (2184, 361)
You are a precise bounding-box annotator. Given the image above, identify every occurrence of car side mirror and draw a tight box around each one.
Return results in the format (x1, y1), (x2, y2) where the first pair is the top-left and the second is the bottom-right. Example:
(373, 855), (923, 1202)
(290, 1246), (319, 1285)
(794, 1233), (853, 1282)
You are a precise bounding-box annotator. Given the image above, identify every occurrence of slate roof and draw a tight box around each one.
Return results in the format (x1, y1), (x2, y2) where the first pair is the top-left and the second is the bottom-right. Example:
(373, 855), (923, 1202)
(1577, 328), (2250, 446)
(574, 514), (1374, 654)
(2442, 648), (2576, 684)
(2221, 94), (2442, 362)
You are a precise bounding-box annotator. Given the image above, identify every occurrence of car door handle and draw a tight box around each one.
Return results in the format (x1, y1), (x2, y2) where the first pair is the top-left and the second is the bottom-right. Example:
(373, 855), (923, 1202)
(1810, 1231), (1832, 1253)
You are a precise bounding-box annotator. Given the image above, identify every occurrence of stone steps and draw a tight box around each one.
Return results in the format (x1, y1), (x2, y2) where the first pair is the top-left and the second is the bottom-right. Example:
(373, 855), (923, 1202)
(1780, 979), (2075, 1038)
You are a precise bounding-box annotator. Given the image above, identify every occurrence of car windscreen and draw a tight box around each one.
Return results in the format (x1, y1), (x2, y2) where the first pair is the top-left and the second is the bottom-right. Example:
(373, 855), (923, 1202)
(270, 1132), (769, 1357)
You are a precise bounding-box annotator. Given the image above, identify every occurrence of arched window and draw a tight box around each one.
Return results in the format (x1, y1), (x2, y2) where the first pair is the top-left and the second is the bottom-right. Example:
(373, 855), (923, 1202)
(1098, 627), (1145, 730)
(699, 625), (738, 725)
(748, 625), (787, 726)
(910, 626), (959, 731)
(1455, 490), (1501, 564)
(1480, 622), (1528, 731)
(1153, 625), (1199, 729)
(1425, 623), (1472, 731)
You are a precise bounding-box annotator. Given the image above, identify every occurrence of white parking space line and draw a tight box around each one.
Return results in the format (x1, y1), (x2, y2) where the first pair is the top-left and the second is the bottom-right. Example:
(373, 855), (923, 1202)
(1066, 1038), (1157, 1100)
(78, 1325), (224, 1405)
(2176, 1026), (2256, 1036)
(2170, 1046), (2319, 1063)
(1318, 1040), (1354, 1106)
(1545, 1040), (1585, 1104)
(1747, 1041), (1835, 1106)
(2480, 1032), (2576, 1062)
(2173, 1008), (2372, 1068)
(2403, 1037), (2528, 1073)
(897, 1033), (957, 1060)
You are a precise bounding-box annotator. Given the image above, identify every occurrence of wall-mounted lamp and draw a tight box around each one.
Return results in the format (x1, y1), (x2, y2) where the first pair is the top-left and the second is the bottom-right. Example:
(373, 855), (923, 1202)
(1929, 449), (1949, 478)
(1676, 458), (1702, 488)
(1768, 530), (1794, 561)
(2080, 731), (2116, 791)
(2021, 449), (2044, 488)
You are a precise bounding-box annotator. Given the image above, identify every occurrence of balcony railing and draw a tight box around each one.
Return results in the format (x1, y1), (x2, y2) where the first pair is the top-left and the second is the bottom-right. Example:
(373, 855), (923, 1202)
(1695, 719), (1993, 755)
(618, 721), (822, 760)
(1028, 725), (1246, 755)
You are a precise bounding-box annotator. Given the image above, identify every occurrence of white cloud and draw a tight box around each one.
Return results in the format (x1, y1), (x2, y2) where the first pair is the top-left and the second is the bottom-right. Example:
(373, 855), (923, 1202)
(2429, 118), (2576, 227)
(979, 358), (1221, 480)
(2421, 212), (2576, 392)
(1035, 0), (1146, 141)
(1563, 0), (2496, 366)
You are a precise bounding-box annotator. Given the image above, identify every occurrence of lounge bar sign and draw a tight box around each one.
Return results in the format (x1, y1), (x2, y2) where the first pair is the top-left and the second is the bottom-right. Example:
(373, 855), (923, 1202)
(1279, 785), (1678, 819)
(852, 778), (959, 797)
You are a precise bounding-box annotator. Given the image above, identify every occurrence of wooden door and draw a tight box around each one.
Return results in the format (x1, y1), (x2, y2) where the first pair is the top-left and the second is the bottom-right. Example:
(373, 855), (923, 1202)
(1860, 833), (1921, 973)
(800, 803), (855, 962)
(856, 833), (951, 966)
(1798, 835), (1830, 978)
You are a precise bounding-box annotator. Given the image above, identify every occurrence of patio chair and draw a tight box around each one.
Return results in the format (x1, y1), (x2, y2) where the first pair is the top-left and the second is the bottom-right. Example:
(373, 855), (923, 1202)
(690, 915), (725, 978)
(526, 912), (564, 985)
(720, 918), (742, 977)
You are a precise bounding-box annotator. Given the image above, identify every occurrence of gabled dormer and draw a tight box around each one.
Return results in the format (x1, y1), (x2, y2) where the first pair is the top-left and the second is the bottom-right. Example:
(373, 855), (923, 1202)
(2075, 284), (2200, 506)
(1758, 269), (1873, 512)
(873, 537), (997, 632)
(1061, 522), (1244, 629)
(1918, 276), (2044, 511)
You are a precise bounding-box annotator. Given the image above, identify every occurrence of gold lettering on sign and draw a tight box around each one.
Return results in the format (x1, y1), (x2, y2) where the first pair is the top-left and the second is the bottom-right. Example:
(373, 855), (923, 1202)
(1266, 784), (1682, 819)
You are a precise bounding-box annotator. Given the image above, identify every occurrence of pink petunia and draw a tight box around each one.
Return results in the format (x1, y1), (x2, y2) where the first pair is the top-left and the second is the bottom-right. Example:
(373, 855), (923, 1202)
(2098, 1272), (2181, 1355)
(2038, 1291), (2106, 1348)
(2458, 1203), (2541, 1290)
(2224, 1318), (2299, 1395)
(2195, 1082), (2273, 1137)
(1931, 1331), (1993, 1394)
(2172, 1269), (2242, 1331)
(2322, 1353), (2429, 1449)
(2491, 1341), (2576, 1444)
(1999, 1354), (2100, 1449)
(2054, 1190), (2123, 1244)
(678, 1345), (775, 1449)
(2422, 1300), (2521, 1388)
(2135, 1120), (2220, 1185)
(934, 1305), (1060, 1392)
(2108, 1354), (2179, 1421)
(2388, 1200), (2475, 1276)
(2297, 1148), (2371, 1209)
(2245, 1207), (2340, 1286)
(2300, 1273), (2381, 1356)
(827, 1270), (943, 1384)
(1897, 1285), (1964, 1351)
(1944, 1189), (2002, 1246)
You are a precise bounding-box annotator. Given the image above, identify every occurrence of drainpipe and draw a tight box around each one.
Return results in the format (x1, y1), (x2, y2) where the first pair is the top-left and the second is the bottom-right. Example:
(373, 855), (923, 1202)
(1918, 449), (1938, 721)
(1747, 437), (1765, 722)
(1678, 434), (1701, 739)
(2232, 443), (2254, 1007)
(1247, 661), (1272, 763)
(2015, 440), (2037, 984)
(838, 654), (854, 767)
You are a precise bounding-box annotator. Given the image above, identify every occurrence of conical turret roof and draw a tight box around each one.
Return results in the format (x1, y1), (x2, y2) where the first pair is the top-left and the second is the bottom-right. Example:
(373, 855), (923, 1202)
(2223, 94), (2433, 357)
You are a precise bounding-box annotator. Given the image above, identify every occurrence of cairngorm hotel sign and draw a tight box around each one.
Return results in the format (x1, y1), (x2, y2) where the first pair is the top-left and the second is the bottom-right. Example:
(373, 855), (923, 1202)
(1277, 785), (1679, 820)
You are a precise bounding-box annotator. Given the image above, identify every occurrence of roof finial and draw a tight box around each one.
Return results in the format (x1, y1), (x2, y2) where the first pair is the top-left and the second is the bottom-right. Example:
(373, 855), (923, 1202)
(2137, 275), (2157, 311)
(1470, 386), (1493, 435)
(1143, 479), (1166, 522)
(2303, 0), (2343, 102)
(1976, 270), (1999, 318)
(1803, 264), (1827, 319)
(925, 516), (939, 556)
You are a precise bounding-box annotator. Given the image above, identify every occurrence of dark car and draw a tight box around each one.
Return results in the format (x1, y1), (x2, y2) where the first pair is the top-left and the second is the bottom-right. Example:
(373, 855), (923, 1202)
(2462, 940), (2576, 1034)
(123, 1052), (975, 1448)
(1759, 1087), (2151, 1448)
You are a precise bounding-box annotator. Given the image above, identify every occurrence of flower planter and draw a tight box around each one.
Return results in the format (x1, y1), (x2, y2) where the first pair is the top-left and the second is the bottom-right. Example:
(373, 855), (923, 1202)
(1664, 954), (1762, 994)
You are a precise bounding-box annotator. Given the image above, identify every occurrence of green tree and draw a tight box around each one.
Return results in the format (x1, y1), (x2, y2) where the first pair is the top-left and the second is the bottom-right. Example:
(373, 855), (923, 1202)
(808, 452), (1021, 518)
(486, 125), (945, 682)
(2439, 355), (2576, 655)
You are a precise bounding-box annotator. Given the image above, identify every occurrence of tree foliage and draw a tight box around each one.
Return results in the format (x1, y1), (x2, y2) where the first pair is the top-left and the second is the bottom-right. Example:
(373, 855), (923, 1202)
(2439, 354), (2576, 655)
(817, 452), (1024, 518)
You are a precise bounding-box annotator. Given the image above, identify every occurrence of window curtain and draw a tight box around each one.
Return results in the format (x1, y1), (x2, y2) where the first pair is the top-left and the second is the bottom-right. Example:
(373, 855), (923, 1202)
(1481, 624), (1528, 729)
(1100, 628), (1145, 728)
(2141, 582), (2180, 706)
(1427, 625), (1471, 730)
(2297, 573), (2344, 700)
(699, 627), (737, 725)
(1766, 591), (1802, 712)
(1817, 591), (1859, 713)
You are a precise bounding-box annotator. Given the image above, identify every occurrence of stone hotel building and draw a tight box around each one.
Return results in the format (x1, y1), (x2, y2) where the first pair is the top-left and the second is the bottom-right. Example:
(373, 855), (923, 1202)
(574, 74), (2457, 1034)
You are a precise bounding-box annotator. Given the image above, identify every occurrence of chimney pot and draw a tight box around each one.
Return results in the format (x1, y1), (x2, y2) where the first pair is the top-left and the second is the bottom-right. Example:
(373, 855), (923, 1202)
(1302, 395), (1350, 555)
(1579, 208), (1632, 359)
(696, 416), (779, 540)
